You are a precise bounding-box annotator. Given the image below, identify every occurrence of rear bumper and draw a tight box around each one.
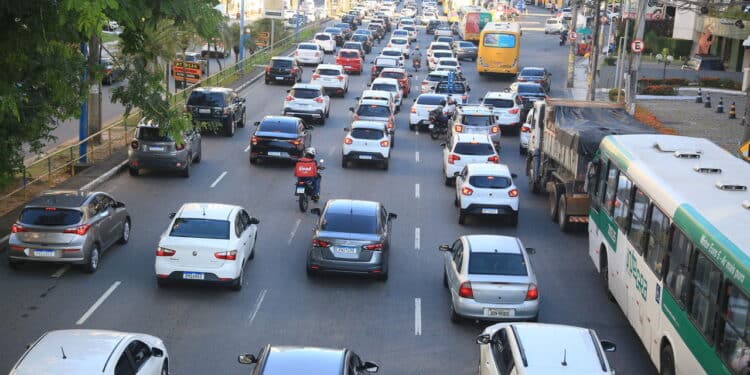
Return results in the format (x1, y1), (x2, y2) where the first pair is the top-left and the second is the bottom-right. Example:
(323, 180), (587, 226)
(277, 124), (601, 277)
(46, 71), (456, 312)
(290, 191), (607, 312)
(266, 73), (296, 82)
(7, 244), (86, 264)
(155, 261), (240, 282)
(462, 203), (517, 216)
(128, 154), (189, 171)
(343, 151), (388, 161)
(284, 108), (324, 118)
(249, 148), (302, 161)
(307, 250), (386, 275)
(453, 295), (540, 321)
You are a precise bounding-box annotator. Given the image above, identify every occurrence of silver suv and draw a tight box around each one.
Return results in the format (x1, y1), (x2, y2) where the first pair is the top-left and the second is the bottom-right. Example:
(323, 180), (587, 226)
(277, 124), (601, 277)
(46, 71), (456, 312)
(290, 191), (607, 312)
(128, 119), (202, 177)
(450, 105), (501, 145)
(8, 190), (131, 273)
(283, 83), (331, 125)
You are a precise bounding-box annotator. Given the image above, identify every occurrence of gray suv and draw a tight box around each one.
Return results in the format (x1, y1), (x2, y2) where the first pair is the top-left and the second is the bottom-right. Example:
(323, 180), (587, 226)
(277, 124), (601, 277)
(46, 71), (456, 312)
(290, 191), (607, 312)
(128, 118), (202, 177)
(308, 199), (397, 281)
(8, 190), (131, 273)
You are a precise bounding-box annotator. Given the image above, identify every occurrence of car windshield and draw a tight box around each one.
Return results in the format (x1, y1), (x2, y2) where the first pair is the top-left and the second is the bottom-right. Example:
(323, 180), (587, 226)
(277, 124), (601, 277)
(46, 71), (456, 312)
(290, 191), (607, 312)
(391, 39), (407, 45)
(325, 28), (341, 34)
(353, 35), (367, 41)
(371, 83), (396, 92)
(394, 31), (408, 36)
(187, 91), (225, 107)
(517, 84), (545, 95)
(317, 68), (340, 76)
(291, 88), (320, 99)
(459, 42), (474, 47)
(258, 120), (298, 133)
(321, 212), (378, 234)
(343, 44), (360, 50)
(298, 44), (317, 50)
(453, 142), (494, 155)
(357, 105), (390, 117)
(426, 74), (446, 82)
(272, 59), (293, 68)
(382, 50), (401, 57)
(20, 208), (83, 226)
(470, 175), (512, 189)
(461, 115), (493, 126)
(169, 218), (230, 240)
(521, 68), (544, 77)
(351, 128), (384, 139)
(431, 44), (450, 51)
(469, 253), (528, 276)
(315, 34), (330, 40)
(381, 72), (404, 79)
(483, 98), (514, 108)
(416, 96), (444, 105)
(433, 52), (453, 59)
(435, 83), (466, 94)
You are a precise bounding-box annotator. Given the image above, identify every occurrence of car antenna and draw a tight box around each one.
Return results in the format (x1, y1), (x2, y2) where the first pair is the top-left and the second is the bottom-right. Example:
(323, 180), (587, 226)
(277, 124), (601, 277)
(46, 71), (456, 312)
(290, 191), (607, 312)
(61, 346), (67, 359)
(202, 206), (207, 216)
(561, 349), (567, 366)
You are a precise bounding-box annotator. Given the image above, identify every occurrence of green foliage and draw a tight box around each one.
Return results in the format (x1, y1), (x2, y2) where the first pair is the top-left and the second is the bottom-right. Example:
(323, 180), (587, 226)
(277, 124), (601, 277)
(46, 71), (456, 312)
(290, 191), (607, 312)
(699, 77), (742, 90)
(638, 78), (690, 87)
(608, 88), (624, 102)
(643, 31), (692, 58)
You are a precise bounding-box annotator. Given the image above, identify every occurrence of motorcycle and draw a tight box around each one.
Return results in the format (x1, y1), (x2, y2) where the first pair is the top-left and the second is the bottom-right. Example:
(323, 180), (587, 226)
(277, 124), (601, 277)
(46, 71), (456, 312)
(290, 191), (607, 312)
(428, 108), (450, 140)
(412, 57), (421, 71)
(559, 33), (567, 46)
(295, 161), (325, 212)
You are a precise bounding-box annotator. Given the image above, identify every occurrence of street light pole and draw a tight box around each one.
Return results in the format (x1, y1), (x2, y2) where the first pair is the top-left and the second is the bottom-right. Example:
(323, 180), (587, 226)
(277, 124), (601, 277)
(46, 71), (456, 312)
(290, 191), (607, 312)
(239, 0), (246, 61)
(625, 0), (648, 113)
(566, 0), (579, 88)
(588, 0), (603, 101)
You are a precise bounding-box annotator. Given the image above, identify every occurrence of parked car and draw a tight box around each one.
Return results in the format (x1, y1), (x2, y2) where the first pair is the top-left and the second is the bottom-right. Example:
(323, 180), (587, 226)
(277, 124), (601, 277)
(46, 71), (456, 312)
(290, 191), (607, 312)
(8, 190), (131, 273)
(452, 41), (478, 61)
(155, 203), (259, 290)
(454, 164), (519, 225)
(9, 329), (169, 374)
(307, 199), (397, 280)
(186, 87), (246, 137)
(249, 116), (312, 164)
(294, 42), (325, 66)
(310, 64), (350, 97)
(128, 118), (202, 177)
(238, 345), (379, 374)
(336, 49), (364, 74)
(481, 90), (522, 134)
(283, 83), (331, 125)
(342, 120), (393, 169)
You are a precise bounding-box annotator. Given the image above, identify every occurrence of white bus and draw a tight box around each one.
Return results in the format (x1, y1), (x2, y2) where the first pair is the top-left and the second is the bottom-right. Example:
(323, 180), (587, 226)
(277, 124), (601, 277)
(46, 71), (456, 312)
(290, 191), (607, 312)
(587, 134), (750, 375)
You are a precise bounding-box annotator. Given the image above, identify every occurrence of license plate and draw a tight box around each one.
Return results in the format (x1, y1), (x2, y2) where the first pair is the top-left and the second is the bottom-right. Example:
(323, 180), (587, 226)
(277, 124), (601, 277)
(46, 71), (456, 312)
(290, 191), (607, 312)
(333, 246), (358, 257)
(183, 272), (205, 280)
(34, 249), (55, 257)
(484, 308), (514, 317)
(296, 187), (306, 194)
(275, 77), (284, 80)
(198, 109), (211, 114)
(267, 151), (283, 156)
(428, 124), (434, 129)
(359, 155), (373, 160)
(149, 146), (165, 152)
(345, 66), (352, 69)
(482, 208), (499, 214)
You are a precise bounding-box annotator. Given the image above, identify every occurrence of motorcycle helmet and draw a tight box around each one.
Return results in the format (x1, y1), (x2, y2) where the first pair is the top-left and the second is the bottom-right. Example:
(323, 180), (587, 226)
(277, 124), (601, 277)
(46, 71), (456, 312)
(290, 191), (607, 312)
(303, 147), (317, 158)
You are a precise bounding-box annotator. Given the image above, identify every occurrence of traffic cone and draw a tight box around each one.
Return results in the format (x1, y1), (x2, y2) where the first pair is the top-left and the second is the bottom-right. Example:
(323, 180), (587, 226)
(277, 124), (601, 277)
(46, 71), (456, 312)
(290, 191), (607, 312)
(716, 97), (724, 113)
(705, 94), (711, 108)
(696, 88), (703, 103)
(729, 102), (737, 119)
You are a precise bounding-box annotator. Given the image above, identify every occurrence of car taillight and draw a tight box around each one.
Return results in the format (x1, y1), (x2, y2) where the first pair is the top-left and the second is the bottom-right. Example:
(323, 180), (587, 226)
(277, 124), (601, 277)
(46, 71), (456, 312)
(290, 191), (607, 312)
(130, 140), (139, 150)
(353, 114), (360, 120)
(363, 243), (383, 250)
(286, 95), (294, 101)
(292, 68), (299, 74)
(344, 137), (353, 145)
(295, 50), (299, 56)
(448, 154), (460, 164)
(461, 187), (473, 196)
(491, 126), (499, 134)
(288, 139), (302, 146)
(63, 224), (91, 236)
(458, 281), (474, 298)
(461, 95), (467, 101)
(518, 96), (524, 101)
(487, 155), (499, 163)
(521, 126), (531, 133)
(525, 283), (539, 300)
(156, 247), (176, 257)
(454, 125), (463, 133)
(175, 143), (185, 151)
(251, 136), (259, 145)
(517, 78), (526, 82)
(508, 108), (519, 114)
(313, 239), (330, 247)
(11, 224), (28, 233)
(312, 73), (320, 79)
(380, 140), (390, 147)
(215, 250), (238, 260)
(410, 107), (416, 113)
(508, 188), (519, 197)
(337, 75), (344, 81)
(315, 52), (320, 57)
(536, 79), (543, 83)
(265, 66), (271, 73)
(314, 97), (325, 103)
(387, 43), (392, 47)
(372, 66), (376, 73)
(387, 118), (394, 128)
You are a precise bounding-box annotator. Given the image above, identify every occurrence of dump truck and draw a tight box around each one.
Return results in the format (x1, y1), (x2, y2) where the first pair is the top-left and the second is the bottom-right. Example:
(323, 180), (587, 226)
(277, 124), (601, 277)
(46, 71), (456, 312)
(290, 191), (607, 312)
(524, 99), (657, 231)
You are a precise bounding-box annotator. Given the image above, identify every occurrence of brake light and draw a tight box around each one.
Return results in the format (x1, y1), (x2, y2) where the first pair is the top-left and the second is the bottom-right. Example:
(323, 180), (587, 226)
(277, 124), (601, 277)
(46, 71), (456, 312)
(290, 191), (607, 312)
(265, 66), (270, 73)
(295, 50), (299, 56)
(508, 108), (519, 114)
(130, 140), (139, 150)
(410, 107), (416, 113)
(380, 140), (390, 147)
(337, 75), (344, 81)
(11, 224), (28, 233)
(315, 52), (320, 57)
(291, 68), (299, 74)
(288, 139), (302, 146)
(535, 79), (543, 83)
(251, 136), (259, 145)
(448, 154), (460, 164)
(314, 97), (324, 103)
(525, 283), (539, 300)
(508, 188), (519, 197)
(491, 126), (499, 134)
(454, 124), (463, 133)
(458, 281), (474, 298)
(214, 250), (238, 260)
(461, 187), (473, 196)
(487, 155), (499, 163)
(518, 96), (524, 101)
(363, 243), (384, 250)
(353, 114), (360, 120)
(313, 239), (330, 247)
(372, 66), (376, 73)
(344, 137), (353, 145)
(286, 95), (294, 101)
(521, 126), (531, 133)
(312, 73), (320, 79)
(387, 43), (392, 47)
(63, 224), (91, 236)
(387, 119), (394, 128)
(156, 247), (176, 257)
(517, 78), (526, 82)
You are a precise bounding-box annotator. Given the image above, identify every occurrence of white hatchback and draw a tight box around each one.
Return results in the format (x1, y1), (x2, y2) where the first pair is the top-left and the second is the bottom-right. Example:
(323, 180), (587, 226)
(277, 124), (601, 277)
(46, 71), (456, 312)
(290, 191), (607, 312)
(342, 120), (393, 170)
(436, 57), (461, 72)
(155, 203), (259, 290)
(379, 47), (406, 66)
(387, 37), (411, 57)
(370, 77), (403, 109)
(442, 133), (499, 185)
(409, 93), (447, 130)
(519, 110), (533, 154)
(295, 42), (325, 65)
(481, 91), (522, 134)
(455, 163), (519, 225)
(310, 64), (349, 97)
(313, 32), (336, 54)
(429, 50), (455, 70)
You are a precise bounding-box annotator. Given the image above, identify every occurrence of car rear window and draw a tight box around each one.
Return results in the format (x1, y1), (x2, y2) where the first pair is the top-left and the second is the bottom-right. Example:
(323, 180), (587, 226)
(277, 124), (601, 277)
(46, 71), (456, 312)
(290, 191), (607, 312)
(321, 212), (378, 234)
(394, 31), (408, 37)
(546, 19), (559, 24)
(517, 84), (545, 95)
(440, 60), (458, 66)
(343, 43), (360, 50)
(272, 59), (293, 68)
(391, 39), (407, 45)
(426, 74), (445, 82)
(483, 98), (514, 108)
(317, 68), (340, 76)
(357, 105), (390, 117)
(433, 51), (453, 59)
(431, 44), (450, 51)
(461, 115), (493, 126)
(376, 58), (398, 67)
(187, 91), (225, 107)
(315, 34), (331, 40)
(169, 218), (230, 240)
(137, 127), (172, 142)
(469, 253), (528, 276)
(340, 51), (359, 58)
(371, 83), (396, 92)
(335, 24), (349, 29)
(258, 120), (298, 134)
(470, 175), (512, 189)
(521, 68), (544, 77)
(291, 88), (320, 99)
(381, 71), (404, 79)
(382, 50), (401, 57)
(417, 95), (444, 105)
(20, 208), (83, 226)
(298, 44), (317, 50)
(351, 128), (384, 139)
(325, 28), (341, 34)
(352, 35), (367, 42)
(458, 42), (474, 48)
(435, 83), (466, 94)
(453, 142), (494, 155)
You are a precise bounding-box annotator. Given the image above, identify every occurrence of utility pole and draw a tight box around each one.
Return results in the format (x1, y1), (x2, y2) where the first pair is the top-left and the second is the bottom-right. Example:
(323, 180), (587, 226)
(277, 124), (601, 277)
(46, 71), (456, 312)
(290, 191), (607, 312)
(625, 0), (648, 113)
(239, 0), (246, 61)
(87, 35), (102, 144)
(588, 0), (603, 100)
(614, 5), (631, 103)
(79, 42), (88, 164)
(566, 0), (579, 88)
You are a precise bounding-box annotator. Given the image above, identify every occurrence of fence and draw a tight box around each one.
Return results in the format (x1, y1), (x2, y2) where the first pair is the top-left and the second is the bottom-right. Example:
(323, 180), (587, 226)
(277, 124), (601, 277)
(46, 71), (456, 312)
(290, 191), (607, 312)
(0, 18), (329, 217)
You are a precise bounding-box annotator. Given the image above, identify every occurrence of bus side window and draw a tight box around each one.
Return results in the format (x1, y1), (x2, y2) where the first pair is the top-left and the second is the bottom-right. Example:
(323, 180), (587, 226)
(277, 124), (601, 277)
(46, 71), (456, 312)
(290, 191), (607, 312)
(612, 173), (633, 230)
(666, 228), (694, 305)
(603, 163), (619, 216)
(688, 252), (722, 343)
(718, 284), (750, 374)
(644, 205), (670, 278)
(596, 160), (611, 206)
(627, 188), (649, 255)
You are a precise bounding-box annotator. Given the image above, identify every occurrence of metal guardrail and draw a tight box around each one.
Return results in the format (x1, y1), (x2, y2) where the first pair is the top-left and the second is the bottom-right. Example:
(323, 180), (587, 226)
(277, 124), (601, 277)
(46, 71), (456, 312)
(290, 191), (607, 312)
(0, 18), (329, 216)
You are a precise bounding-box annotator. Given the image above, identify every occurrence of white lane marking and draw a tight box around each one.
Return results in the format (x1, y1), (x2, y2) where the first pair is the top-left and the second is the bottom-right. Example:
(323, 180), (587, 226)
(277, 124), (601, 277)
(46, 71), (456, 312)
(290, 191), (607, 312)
(247, 289), (268, 326)
(415, 151), (420, 163)
(243, 145), (250, 152)
(415, 298), (422, 336)
(76, 281), (121, 325)
(210, 171), (228, 188)
(415, 183), (420, 199)
(287, 219), (302, 245)
(414, 227), (421, 250)
(51, 265), (70, 278)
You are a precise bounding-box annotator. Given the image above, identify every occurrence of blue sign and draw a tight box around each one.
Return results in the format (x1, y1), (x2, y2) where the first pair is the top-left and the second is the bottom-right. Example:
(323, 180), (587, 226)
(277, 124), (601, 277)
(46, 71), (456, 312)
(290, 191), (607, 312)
(497, 34), (516, 48)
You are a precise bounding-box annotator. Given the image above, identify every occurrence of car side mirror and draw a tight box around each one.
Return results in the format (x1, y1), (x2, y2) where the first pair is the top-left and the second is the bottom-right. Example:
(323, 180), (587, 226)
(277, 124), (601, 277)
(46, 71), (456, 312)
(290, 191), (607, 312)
(349, 107), (355, 112)
(151, 347), (164, 358)
(249, 217), (260, 225)
(115, 201), (126, 208)
(344, 127), (350, 131)
(600, 340), (617, 352)
(310, 208), (322, 216)
(525, 247), (536, 254)
(408, 74), (413, 77)
(286, 89), (291, 93)
(168, 212), (176, 219)
(438, 244), (450, 252)
(238, 354), (258, 364)
(253, 121), (260, 126)
(362, 361), (380, 373)
(476, 334), (491, 345)
(388, 212), (397, 220)
(511, 173), (518, 179)
(355, 97), (360, 101)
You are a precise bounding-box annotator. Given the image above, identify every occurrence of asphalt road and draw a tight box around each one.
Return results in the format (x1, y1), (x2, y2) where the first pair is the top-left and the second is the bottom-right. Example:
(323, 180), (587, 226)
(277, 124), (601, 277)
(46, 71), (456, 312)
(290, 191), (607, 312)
(1, 8), (657, 374)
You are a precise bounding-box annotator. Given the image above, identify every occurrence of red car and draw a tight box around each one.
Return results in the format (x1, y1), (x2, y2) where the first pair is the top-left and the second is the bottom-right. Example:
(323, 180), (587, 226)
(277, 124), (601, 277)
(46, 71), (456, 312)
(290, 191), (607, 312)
(379, 68), (411, 97)
(336, 49), (363, 75)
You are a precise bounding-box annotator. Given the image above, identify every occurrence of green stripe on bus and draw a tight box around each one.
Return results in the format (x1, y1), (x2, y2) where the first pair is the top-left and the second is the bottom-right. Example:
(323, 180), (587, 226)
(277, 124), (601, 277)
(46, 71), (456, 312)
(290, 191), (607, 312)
(589, 206), (618, 250)
(603, 136), (634, 172)
(662, 290), (731, 374)
(674, 204), (750, 292)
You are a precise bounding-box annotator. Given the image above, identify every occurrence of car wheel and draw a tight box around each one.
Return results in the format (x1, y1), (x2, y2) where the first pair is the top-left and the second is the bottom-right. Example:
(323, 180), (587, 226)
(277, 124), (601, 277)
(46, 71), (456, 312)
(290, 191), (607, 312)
(306, 263), (316, 277)
(8, 259), (23, 270)
(341, 158), (348, 168)
(265, 79), (270, 85)
(238, 111), (246, 128)
(249, 241), (256, 260)
(376, 269), (388, 281)
(83, 245), (100, 273)
(181, 160), (191, 178)
(193, 145), (202, 163)
(117, 219), (131, 244)
(545, 30), (548, 34)
(381, 159), (389, 170)
(519, 145), (525, 155)
(443, 270), (448, 287)
(128, 167), (139, 176)
(449, 302), (462, 323)
(444, 176), (453, 186)
(161, 361), (169, 375)
(660, 345), (675, 375)
(409, 123), (416, 131)
(318, 112), (326, 125)
(225, 118), (235, 137)
(458, 209), (467, 225)
(250, 156), (258, 165)
(454, 195), (459, 207)
(549, 184), (561, 221)
(558, 195), (571, 232)
(325, 108), (330, 118)
(230, 262), (244, 291)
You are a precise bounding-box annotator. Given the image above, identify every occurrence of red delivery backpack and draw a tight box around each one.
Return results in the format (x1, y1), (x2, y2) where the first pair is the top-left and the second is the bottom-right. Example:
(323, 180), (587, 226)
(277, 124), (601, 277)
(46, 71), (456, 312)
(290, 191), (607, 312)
(294, 158), (318, 178)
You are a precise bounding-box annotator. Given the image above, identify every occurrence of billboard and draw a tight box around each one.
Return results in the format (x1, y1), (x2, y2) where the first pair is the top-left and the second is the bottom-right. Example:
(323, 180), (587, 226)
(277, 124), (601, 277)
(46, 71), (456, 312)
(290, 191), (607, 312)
(622, 1), (664, 21)
(263, 0), (284, 18)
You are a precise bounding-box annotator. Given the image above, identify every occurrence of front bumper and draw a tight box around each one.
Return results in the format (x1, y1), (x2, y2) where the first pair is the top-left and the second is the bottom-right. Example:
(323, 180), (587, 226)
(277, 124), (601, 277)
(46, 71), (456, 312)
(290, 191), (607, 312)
(453, 294), (539, 321)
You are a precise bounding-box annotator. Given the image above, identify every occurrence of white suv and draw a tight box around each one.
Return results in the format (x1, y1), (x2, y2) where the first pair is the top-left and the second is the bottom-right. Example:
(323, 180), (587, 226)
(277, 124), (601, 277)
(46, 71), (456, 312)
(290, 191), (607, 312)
(295, 42), (325, 65)
(429, 50), (456, 70)
(454, 163), (519, 225)
(409, 93), (447, 131)
(436, 57), (461, 72)
(387, 37), (411, 57)
(481, 91), (522, 134)
(370, 77), (403, 109)
(313, 32), (336, 54)
(450, 105), (501, 145)
(442, 133), (499, 185)
(342, 120), (393, 170)
(310, 64), (349, 97)
(283, 83), (331, 125)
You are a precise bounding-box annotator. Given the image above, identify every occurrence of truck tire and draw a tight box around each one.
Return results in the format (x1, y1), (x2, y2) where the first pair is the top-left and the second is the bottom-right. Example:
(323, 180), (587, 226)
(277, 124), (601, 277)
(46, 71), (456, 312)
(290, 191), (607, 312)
(558, 195), (571, 232)
(549, 184), (561, 222)
(526, 157), (540, 194)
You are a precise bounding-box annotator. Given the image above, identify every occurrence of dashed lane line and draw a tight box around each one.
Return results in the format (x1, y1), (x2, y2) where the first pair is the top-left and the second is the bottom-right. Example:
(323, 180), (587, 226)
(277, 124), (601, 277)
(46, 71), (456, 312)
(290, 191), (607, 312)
(76, 281), (121, 325)
(247, 289), (268, 327)
(210, 171), (228, 188)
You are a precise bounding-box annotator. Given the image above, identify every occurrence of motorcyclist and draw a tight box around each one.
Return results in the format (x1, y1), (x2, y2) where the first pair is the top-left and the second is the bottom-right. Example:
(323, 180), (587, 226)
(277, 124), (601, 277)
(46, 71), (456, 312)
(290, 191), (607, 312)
(560, 28), (568, 46)
(429, 102), (450, 129)
(443, 96), (457, 117)
(294, 147), (321, 200)
(412, 46), (422, 70)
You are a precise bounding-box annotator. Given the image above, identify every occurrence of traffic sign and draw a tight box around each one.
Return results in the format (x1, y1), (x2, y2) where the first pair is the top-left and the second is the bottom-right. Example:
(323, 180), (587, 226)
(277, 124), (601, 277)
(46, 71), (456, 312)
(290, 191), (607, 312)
(739, 140), (750, 161)
(569, 31), (577, 40)
(631, 39), (644, 53)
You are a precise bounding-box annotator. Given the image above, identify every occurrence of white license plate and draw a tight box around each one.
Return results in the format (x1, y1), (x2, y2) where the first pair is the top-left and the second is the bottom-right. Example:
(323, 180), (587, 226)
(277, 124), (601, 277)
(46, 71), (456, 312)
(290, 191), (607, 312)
(183, 272), (205, 280)
(34, 249), (55, 257)
(198, 109), (211, 114)
(359, 155), (373, 160)
(484, 308), (514, 317)
(345, 66), (352, 69)
(482, 208), (499, 214)
(149, 146), (165, 152)
(428, 124), (434, 129)
(275, 77), (284, 80)
(267, 151), (283, 156)
(296, 187), (306, 194)
(333, 246), (358, 256)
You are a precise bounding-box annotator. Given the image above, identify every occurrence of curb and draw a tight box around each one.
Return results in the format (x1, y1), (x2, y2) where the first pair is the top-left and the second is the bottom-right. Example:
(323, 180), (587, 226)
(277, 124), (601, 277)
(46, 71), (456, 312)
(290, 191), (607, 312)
(81, 160), (129, 191)
(636, 95), (696, 101)
(677, 87), (747, 96)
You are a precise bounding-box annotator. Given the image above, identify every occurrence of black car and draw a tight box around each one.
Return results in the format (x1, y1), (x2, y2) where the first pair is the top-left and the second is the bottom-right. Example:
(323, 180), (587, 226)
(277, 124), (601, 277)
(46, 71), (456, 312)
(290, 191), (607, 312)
(239, 346), (379, 374)
(324, 27), (345, 46)
(333, 23), (354, 39)
(370, 56), (401, 81)
(101, 57), (125, 85)
(186, 87), (246, 137)
(347, 10), (363, 25)
(426, 19), (441, 34)
(265, 57), (303, 85)
(351, 34), (373, 54)
(341, 14), (357, 27)
(515, 82), (547, 118)
(342, 41), (366, 57)
(308, 199), (397, 280)
(367, 23), (385, 40)
(249, 116), (311, 164)
(517, 67), (551, 93)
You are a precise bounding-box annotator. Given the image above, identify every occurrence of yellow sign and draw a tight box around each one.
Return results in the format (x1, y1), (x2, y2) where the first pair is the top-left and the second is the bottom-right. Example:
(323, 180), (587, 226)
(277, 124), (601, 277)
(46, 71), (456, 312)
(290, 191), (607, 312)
(739, 140), (750, 161)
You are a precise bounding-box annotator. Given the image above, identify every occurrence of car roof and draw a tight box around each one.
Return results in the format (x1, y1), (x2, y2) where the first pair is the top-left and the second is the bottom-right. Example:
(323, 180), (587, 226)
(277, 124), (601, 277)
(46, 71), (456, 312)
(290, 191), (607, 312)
(271, 56), (294, 62)
(381, 47), (402, 53)
(466, 163), (512, 177)
(390, 36), (408, 41)
(292, 83), (323, 90)
(339, 48), (361, 54)
(262, 346), (345, 374)
(314, 32), (332, 36)
(325, 199), (380, 215)
(192, 86), (232, 94)
(12, 330), (131, 374)
(26, 190), (91, 208)
(362, 89), (393, 98)
(429, 42), (451, 48)
(465, 234), (520, 254)
(297, 42), (318, 47)
(458, 105), (494, 115)
(428, 71), (451, 77)
(511, 324), (610, 374)
(372, 77), (399, 85)
(438, 57), (459, 62)
(351, 120), (387, 130)
(178, 203), (237, 220)
(484, 91), (516, 99)
(452, 133), (493, 144)
(316, 64), (344, 70)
